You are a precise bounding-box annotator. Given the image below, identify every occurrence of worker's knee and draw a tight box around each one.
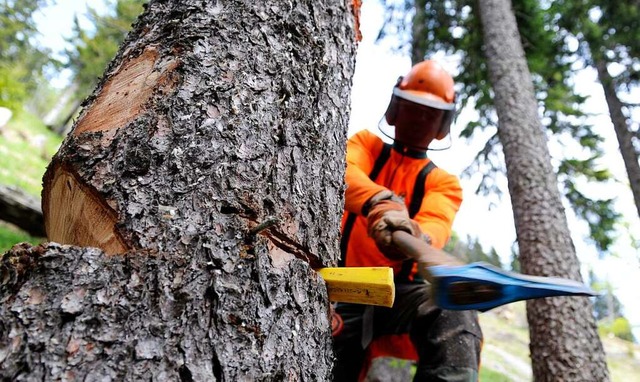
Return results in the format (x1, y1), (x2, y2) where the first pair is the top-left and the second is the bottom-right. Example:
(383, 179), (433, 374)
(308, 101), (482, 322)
(412, 309), (482, 370)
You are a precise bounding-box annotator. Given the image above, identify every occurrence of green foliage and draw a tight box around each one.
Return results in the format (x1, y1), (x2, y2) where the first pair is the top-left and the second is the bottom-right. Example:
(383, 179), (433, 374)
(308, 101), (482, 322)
(65, 0), (145, 99)
(611, 317), (636, 343)
(590, 270), (636, 343)
(553, 0), (640, 65)
(479, 368), (512, 382)
(553, 0), (640, 248)
(509, 248), (521, 272)
(599, 317), (636, 343)
(0, 65), (28, 111)
(0, 0), (52, 111)
(446, 232), (503, 268)
(560, 158), (621, 251)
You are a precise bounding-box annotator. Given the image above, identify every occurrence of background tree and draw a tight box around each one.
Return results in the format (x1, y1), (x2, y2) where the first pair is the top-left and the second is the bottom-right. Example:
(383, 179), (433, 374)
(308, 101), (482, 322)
(590, 270), (623, 322)
(0, 0), (358, 379)
(589, 269), (636, 343)
(552, 0), (640, 226)
(478, 0), (609, 379)
(0, 0), (51, 112)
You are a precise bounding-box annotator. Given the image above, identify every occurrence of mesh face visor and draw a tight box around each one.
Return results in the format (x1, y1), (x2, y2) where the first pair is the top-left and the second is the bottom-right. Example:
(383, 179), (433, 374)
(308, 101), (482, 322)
(393, 88), (456, 131)
(381, 88), (456, 151)
(393, 97), (448, 130)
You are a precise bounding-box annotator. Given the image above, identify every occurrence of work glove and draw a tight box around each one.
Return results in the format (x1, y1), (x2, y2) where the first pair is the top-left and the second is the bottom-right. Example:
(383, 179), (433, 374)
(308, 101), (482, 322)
(365, 190), (423, 260)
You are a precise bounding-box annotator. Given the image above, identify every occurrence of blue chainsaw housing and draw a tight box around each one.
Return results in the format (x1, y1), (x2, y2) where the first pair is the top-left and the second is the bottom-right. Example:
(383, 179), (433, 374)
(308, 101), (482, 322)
(429, 262), (598, 312)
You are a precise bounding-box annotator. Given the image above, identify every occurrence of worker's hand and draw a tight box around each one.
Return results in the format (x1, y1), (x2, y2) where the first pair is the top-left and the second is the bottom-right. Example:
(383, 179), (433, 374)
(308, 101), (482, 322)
(366, 191), (422, 260)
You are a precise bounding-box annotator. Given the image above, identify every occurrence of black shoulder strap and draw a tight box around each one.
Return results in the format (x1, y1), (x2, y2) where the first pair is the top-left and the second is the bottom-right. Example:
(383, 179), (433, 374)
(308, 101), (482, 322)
(408, 161), (437, 218)
(339, 143), (392, 265)
(369, 143), (392, 182)
(398, 160), (438, 282)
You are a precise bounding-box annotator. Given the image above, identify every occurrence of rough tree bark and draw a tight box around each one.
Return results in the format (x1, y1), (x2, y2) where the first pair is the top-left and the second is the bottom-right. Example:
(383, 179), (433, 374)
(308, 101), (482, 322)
(1, 0), (357, 380)
(477, 0), (610, 381)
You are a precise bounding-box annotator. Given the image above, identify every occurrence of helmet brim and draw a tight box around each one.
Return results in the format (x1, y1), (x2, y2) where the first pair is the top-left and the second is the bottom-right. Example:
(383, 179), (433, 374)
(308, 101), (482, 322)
(393, 88), (455, 111)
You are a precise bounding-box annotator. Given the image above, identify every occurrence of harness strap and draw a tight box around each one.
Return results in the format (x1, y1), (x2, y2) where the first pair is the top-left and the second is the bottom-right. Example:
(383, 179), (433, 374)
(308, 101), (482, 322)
(339, 143), (392, 266)
(397, 161), (437, 283)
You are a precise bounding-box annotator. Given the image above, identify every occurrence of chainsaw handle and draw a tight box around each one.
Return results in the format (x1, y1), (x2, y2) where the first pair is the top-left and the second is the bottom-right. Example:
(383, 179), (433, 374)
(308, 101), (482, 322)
(391, 231), (464, 282)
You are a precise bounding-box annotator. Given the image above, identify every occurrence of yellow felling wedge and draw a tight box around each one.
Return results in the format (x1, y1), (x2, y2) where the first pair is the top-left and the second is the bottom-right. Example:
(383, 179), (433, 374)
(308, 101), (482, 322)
(317, 267), (395, 307)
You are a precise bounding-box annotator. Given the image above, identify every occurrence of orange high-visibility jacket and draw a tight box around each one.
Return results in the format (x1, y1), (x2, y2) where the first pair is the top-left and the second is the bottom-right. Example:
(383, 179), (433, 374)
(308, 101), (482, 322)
(341, 129), (463, 277)
(340, 129), (464, 375)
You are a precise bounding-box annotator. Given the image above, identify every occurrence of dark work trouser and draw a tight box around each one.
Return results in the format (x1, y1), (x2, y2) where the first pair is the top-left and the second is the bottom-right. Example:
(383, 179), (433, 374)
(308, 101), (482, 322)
(332, 283), (483, 382)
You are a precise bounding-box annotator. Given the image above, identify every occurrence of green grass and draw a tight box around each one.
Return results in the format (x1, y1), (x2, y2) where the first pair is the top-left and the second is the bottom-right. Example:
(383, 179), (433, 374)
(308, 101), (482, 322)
(0, 110), (62, 196)
(480, 367), (513, 382)
(479, 304), (531, 362)
(0, 221), (43, 253)
(367, 357), (514, 381)
(0, 110), (56, 254)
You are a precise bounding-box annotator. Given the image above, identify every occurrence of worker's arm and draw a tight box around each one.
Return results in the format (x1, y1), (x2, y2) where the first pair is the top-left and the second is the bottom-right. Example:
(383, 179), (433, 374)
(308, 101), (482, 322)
(412, 169), (463, 249)
(344, 130), (389, 215)
(387, 171), (463, 282)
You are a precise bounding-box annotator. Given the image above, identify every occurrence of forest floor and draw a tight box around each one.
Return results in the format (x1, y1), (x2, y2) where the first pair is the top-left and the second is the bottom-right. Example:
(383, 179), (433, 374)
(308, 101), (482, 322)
(1, 111), (639, 381)
(480, 301), (640, 381)
(367, 301), (639, 381)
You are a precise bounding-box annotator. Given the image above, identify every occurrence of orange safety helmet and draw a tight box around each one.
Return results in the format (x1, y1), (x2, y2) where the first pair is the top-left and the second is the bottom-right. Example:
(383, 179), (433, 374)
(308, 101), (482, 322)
(384, 60), (456, 147)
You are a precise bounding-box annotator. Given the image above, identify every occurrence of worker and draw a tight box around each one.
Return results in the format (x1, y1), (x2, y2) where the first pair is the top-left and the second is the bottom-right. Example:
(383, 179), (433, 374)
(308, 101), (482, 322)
(333, 60), (483, 381)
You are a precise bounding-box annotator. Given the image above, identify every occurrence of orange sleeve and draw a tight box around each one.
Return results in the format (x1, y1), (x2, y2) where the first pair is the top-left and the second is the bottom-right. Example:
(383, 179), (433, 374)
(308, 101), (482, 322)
(412, 169), (463, 249)
(344, 130), (389, 215)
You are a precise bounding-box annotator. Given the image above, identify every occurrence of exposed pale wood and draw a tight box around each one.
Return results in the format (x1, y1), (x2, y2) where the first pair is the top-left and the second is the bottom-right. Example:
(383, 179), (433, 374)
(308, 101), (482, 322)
(74, 46), (179, 136)
(42, 167), (128, 255)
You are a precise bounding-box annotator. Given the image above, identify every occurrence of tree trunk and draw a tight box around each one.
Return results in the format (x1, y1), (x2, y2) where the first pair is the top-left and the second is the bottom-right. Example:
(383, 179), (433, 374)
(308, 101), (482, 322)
(43, 82), (79, 134)
(594, 57), (640, 221)
(410, 0), (428, 65)
(0, 184), (45, 237)
(1, 0), (357, 380)
(477, 0), (610, 381)
(52, 99), (81, 137)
